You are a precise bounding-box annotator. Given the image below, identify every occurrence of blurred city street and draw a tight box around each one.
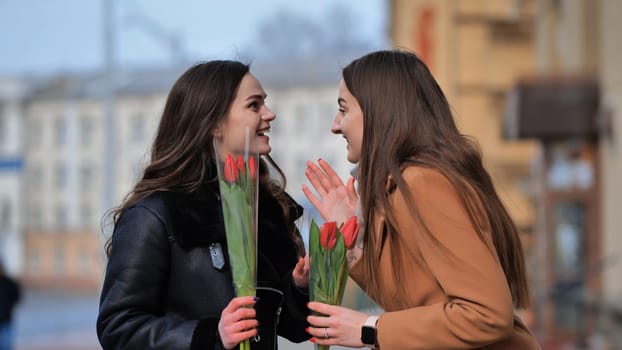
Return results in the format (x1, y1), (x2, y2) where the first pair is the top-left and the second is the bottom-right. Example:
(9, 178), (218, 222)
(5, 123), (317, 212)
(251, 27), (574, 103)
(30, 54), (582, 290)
(10, 288), (351, 350)
(14, 289), (101, 350)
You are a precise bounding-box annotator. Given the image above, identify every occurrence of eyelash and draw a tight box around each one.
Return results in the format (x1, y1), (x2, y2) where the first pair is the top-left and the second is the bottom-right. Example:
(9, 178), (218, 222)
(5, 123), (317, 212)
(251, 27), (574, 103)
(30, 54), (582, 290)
(248, 102), (260, 110)
(338, 108), (346, 114)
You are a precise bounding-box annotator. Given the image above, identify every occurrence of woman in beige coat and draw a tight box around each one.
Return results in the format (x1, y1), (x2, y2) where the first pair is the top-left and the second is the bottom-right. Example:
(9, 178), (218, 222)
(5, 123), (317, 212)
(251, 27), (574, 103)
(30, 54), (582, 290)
(302, 50), (541, 349)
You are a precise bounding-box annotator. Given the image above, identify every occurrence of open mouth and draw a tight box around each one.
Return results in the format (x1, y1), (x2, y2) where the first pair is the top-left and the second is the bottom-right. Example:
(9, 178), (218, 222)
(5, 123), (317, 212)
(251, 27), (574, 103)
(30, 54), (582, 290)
(257, 129), (269, 137)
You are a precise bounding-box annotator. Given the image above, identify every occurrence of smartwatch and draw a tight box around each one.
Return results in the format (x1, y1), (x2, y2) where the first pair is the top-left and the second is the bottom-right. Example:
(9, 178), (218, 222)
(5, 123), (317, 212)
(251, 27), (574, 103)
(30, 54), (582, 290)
(361, 315), (379, 348)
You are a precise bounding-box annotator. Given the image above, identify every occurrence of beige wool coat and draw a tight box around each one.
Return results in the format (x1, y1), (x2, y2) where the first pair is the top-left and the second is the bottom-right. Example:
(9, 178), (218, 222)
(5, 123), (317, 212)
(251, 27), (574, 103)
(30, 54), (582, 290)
(349, 166), (541, 349)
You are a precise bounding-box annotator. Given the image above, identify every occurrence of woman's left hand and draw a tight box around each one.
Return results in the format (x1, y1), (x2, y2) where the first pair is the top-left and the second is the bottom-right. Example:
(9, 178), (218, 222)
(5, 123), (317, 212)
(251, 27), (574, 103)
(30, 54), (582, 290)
(306, 301), (369, 348)
(292, 254), (310, 288)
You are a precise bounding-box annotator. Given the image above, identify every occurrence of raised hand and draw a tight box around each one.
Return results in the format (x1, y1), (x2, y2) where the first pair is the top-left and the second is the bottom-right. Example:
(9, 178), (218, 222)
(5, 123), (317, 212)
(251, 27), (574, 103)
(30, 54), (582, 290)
(218, 296), (258, 349)
(292, 254), (310, 288)
(302, 159), (358, 225)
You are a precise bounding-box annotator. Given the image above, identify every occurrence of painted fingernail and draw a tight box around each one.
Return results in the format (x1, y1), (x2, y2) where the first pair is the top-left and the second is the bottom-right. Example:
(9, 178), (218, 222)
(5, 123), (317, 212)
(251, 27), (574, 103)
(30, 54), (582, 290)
(310, 338), (316, 343)
(253, 296), (260, 302)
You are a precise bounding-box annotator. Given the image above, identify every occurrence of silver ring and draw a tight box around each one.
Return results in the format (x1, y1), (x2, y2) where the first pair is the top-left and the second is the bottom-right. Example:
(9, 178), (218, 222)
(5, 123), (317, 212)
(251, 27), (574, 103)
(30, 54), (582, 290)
(322, 328), (329, 339)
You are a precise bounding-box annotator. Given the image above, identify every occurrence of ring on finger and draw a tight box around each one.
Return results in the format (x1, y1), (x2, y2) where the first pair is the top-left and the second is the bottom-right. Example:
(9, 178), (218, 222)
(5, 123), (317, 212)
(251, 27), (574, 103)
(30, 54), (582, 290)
(322, 328), (329, 339)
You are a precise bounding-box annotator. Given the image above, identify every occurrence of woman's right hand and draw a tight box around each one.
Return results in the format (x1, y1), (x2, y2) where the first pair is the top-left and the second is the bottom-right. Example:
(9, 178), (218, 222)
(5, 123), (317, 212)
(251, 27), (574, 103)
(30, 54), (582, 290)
(218, 296), (258, 349)
(302, 159), (358, 225)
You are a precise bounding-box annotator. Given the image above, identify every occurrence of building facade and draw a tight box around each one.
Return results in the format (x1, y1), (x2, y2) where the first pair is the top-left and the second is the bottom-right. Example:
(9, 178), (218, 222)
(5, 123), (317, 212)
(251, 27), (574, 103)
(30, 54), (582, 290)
(0, 78), (27, 276)
(390, 0), (622, 347)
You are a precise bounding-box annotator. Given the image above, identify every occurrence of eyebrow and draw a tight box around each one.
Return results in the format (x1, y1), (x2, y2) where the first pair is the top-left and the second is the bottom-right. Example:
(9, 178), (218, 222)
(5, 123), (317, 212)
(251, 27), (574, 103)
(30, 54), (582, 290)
(245, 93), (267, 101)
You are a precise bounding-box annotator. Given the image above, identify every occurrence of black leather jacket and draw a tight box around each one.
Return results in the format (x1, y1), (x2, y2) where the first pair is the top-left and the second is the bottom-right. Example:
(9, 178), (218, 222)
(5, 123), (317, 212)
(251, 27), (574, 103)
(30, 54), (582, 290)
(97, 181), (310, 349)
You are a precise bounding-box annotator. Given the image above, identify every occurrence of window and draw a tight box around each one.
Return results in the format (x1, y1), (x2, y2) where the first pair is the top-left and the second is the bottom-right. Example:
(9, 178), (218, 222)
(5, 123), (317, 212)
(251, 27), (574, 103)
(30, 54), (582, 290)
(130, 113), (146, 143)
(79, 164), (93, 192)
(55, 205), (68, 229)
(55, 162), (67, 190)
(552, 201), (586, 331)
(27, 118), (42, 149)
(80, 115), (93, 148)
(55, 116), (67, 147)
(29, 165), (42, 190)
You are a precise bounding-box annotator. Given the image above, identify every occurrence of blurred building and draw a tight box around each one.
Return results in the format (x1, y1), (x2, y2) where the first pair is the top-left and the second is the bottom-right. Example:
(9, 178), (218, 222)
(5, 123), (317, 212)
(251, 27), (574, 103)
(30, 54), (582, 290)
(20, 69), (176, 290)
(505, 0), (622, 348)
(390, 0), (622, 348)
(0, 78), (27, 276)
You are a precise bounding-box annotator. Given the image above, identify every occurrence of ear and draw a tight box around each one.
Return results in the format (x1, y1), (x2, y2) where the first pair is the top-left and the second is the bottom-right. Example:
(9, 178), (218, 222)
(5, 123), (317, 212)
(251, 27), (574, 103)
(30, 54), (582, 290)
(213, 125), (222, 139)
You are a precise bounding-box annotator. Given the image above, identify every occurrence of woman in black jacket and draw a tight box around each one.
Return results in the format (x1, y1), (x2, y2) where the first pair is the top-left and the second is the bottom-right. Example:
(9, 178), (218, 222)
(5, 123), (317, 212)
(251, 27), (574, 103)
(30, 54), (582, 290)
(97, 61), (310, 350)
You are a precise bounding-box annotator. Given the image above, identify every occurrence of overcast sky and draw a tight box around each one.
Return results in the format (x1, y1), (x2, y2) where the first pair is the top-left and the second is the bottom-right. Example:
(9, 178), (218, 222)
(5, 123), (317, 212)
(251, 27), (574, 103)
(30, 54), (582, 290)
(0, 0), (388, 76)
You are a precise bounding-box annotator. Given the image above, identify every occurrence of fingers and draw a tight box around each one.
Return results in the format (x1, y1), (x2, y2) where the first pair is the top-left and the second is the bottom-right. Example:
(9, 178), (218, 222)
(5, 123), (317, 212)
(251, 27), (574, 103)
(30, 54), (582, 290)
(306, 326), (332, 341)
(223, 296), (257, 313)
(219, 297), (259, 349)
(301, 184), (321, 209)
(305, 162), (329, 197)
(346, 176), (357, 202)
(307, 301), (337, 318)
(292, 256), (310, 288)
(317, 158), (346, 188)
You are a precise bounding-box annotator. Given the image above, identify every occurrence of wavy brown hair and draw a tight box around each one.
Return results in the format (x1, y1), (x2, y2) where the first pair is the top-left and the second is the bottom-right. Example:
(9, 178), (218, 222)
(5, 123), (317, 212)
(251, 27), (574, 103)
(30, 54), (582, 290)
(344, 50), (530, 308)
(103, 61), (303, 256)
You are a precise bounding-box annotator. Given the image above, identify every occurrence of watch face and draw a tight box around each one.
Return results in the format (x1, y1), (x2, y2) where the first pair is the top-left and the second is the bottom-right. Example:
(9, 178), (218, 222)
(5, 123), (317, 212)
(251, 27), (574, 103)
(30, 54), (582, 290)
(361, 325), (377, 345)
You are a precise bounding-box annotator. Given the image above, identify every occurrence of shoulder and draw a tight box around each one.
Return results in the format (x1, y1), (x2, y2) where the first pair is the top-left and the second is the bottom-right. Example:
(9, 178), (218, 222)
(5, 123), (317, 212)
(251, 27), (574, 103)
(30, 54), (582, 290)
(396, 166), (454, 198)
(117, 192), (171, 230)
(132, 192), (171, 220)
(390, 165), (471, 221)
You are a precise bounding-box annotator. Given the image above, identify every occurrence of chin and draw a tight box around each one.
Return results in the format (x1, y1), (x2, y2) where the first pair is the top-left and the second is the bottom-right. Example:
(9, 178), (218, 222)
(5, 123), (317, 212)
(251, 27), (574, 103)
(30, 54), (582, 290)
(258, 145), (272, 155)
(347, 152), (359, 163)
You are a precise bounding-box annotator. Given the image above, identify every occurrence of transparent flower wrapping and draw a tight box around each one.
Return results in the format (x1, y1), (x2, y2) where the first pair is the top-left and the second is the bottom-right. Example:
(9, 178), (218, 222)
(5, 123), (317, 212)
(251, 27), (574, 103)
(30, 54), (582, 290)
(214, 131), (258, 350)
(309, 220), (349, 350)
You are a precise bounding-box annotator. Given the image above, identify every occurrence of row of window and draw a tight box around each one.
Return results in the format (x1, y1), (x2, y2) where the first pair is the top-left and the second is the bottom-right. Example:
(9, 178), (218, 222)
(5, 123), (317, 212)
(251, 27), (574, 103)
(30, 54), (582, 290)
(26, 112), (148, 149)
(28, 203), (96, 230)
(27, 163), (96, 191)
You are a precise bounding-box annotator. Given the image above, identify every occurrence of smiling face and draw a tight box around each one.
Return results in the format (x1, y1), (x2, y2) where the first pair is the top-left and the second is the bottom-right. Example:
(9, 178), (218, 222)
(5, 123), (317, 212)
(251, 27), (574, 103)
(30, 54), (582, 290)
(216, 73), (275, 157)
(332, 79), (364, 163)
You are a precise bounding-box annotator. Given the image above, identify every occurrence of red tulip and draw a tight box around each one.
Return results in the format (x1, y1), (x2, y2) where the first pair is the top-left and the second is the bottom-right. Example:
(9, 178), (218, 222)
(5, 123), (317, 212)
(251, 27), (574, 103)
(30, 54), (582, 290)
(224, 154), (238, 183)
(248, 156), (257, 180)
(319, 221), (338, 250)
(340, 216), (359, 249)
(236, 155), (245, 173)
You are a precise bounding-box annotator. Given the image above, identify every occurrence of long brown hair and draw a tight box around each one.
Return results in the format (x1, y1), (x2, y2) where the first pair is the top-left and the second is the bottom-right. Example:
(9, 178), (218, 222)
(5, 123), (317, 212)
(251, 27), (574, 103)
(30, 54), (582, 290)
(344, 50), (530, 308)
(103, 61), (303, 256)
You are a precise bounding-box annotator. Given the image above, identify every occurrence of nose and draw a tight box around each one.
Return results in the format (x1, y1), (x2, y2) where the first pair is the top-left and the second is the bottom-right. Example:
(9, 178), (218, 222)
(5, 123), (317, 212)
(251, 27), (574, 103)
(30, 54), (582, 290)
(262, 106), (276, 121)
(331, 112), (342, 134)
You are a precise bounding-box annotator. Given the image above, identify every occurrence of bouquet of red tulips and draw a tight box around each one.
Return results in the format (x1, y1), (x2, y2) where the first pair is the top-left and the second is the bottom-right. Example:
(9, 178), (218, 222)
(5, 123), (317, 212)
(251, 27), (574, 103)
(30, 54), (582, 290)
(215, 149), (259, 350)
(309, 216), (359, 350)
